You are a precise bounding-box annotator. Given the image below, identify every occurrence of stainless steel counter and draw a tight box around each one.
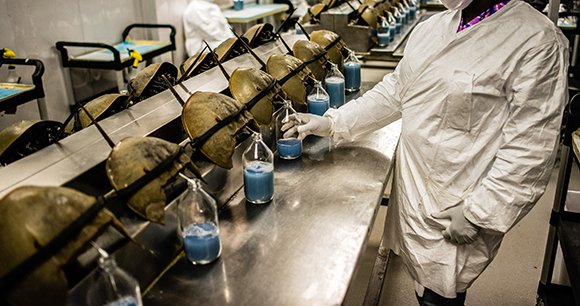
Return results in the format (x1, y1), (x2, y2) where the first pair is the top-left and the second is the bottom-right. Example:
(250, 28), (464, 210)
(143, 83), (401, 306)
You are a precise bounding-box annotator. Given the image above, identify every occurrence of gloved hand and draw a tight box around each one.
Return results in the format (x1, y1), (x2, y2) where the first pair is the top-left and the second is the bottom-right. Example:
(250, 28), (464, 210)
(281, 113), (334, 140)
(431, 203), (480, 245)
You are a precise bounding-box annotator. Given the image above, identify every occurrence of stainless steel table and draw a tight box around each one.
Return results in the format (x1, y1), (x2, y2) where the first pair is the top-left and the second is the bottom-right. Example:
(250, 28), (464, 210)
(143, 83), (401, 306)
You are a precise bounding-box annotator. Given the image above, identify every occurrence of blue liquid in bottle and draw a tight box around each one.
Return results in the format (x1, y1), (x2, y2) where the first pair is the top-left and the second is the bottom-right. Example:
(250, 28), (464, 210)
(104, 296), (139, 306)
(182, 222), (221, 264)
(244, 161), (274, 203)
(409, 7), (416, 19)
(307, 96), (330, 116)
(344, 62), (361, 92)
(378, 33), (389, 47)
(389, 26), (396, 39)
(325, 77), (345, 108)
(277, 138), (302, 159)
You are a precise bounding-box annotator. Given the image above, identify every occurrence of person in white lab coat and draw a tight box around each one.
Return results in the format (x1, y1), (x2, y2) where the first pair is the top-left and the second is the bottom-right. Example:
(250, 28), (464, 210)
(183, 0), (235, 56)
(283, 0), (569, 304)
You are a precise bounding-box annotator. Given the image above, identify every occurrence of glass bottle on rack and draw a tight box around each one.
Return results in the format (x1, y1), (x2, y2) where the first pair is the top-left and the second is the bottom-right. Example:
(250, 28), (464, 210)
(87, 246), (143, 306)
(325, 62), (346, 108)
(398, 2), (409, 24)
(243, 131), (275, 204)
(393, 8), (402, 33)
(274, 100), (303, 160)
(387, 11), (397, 39)
(344, 50), (361, 92)
(407, 0), (417, 20)
(307, 80), (330, 116)
(378, 17), (391, 47)
(177, 173), (221, 265)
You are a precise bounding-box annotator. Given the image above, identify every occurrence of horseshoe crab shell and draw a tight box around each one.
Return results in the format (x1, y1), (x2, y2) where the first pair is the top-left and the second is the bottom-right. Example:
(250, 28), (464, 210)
(301, 4), (326, 25)
(292, 40), (329, 81)
(214, 37), (248, 62)
(266, 54), (311, 105)
(358, 4), (379, 29)
(311, 30), (348, 71)
(242, 24), (275, 48)
(182, 92), (253, 169)
(229, 67), (280, 126)
(0, 185), (124, 306)
(178, 52), (216, 81)
(64, 94), (130, 134)
(127, 62), (177, 102)
(0, 120), (63, 166)
(106, 136), (198, 224)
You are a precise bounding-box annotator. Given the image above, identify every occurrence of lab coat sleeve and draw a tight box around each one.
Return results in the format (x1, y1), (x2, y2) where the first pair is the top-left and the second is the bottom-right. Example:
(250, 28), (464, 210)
(463, 41), (569, 234)
(325, 62), (403, 142)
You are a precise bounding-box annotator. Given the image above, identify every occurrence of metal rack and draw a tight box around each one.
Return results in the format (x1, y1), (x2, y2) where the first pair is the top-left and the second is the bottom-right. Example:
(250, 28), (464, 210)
(55, 23), (176, 100)
(537, 94), (580, 306)
(0, 58), (47, 119)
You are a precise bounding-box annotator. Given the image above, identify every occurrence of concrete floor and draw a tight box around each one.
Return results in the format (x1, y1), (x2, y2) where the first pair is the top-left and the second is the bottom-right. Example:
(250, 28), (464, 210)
(341, 67), (570, 306)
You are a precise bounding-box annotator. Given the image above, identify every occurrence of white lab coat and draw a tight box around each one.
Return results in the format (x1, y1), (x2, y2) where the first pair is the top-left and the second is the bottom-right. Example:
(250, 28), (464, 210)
(326, 0), (568, 298)
(183, 0), (235, 56)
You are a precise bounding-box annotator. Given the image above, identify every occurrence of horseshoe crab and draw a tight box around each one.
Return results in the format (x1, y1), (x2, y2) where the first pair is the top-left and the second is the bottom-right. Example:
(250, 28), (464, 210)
(242, 24), (275, 48)
(64, 94), (130, 135)
(178, 52), (217, 81)
(0, 185), (127, 306)
(0, 120), (63, 166)
(127, 62), (177, 103)
(301, 4), (326, 25)
(106, 136), (199, 224)
(292, 40), (329, 81)
(310, 30), (349, 71)
(182, 92), (253, 169)
(266, 54), (311, 105)
(214, 37), (249, 63)
(357, 4), (379, 29)
(229, 68), (280, 126)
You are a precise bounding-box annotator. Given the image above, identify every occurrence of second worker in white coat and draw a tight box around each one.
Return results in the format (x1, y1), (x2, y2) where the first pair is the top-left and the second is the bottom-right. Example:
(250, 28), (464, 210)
(283, 0), (569, 304)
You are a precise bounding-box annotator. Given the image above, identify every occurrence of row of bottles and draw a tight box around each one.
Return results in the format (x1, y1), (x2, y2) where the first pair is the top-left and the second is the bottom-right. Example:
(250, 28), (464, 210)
(377, 0), (419, 47)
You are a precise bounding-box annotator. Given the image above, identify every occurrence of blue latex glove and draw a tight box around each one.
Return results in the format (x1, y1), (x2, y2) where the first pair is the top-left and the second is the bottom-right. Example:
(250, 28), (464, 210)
(431, 203), (480, 245)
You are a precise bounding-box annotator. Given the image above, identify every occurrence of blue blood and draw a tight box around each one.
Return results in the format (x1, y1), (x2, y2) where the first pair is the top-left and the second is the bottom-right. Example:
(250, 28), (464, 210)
(307, 96), (330, 116)
(104, 296), (138, 306)
(344, 62), (361, 91)
(244, 161), (274, 203)
(395, 22), (401, 33)
(409, 7), (416, 19)
(277, 138), (302, 159)
(378, 33), (389, 47)
(182, 222), (221, 264)
(389, 26), (396, 39)
(325, 77), (345, 108)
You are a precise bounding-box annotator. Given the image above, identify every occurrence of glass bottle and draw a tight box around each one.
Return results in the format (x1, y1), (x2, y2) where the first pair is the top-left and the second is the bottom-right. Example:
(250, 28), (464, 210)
(243, 131), (274, 204)
(344, 50), (361, 92)
(406, 0), (416, 20)
(177, 174), (221, 265)
(87, 247), (143, 306)
(307, 80), (330, 116)
(393, 8), (402, 33)
(325, 62), (345, 108)
(387, 12), (397, 39)
(378, 17), (391, 47)
(273, 100), (303, 160)
(6, 65), (19, 83)
(398, 2), (409, 24)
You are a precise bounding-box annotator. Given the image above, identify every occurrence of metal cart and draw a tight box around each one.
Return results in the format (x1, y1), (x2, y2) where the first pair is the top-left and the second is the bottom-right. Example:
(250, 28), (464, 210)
(55, 23), (176, 103)
(0, 58), (47, 119)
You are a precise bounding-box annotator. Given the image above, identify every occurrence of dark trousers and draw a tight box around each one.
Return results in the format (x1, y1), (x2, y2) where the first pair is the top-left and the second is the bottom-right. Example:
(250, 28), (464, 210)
(416, 288), (467, 306)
